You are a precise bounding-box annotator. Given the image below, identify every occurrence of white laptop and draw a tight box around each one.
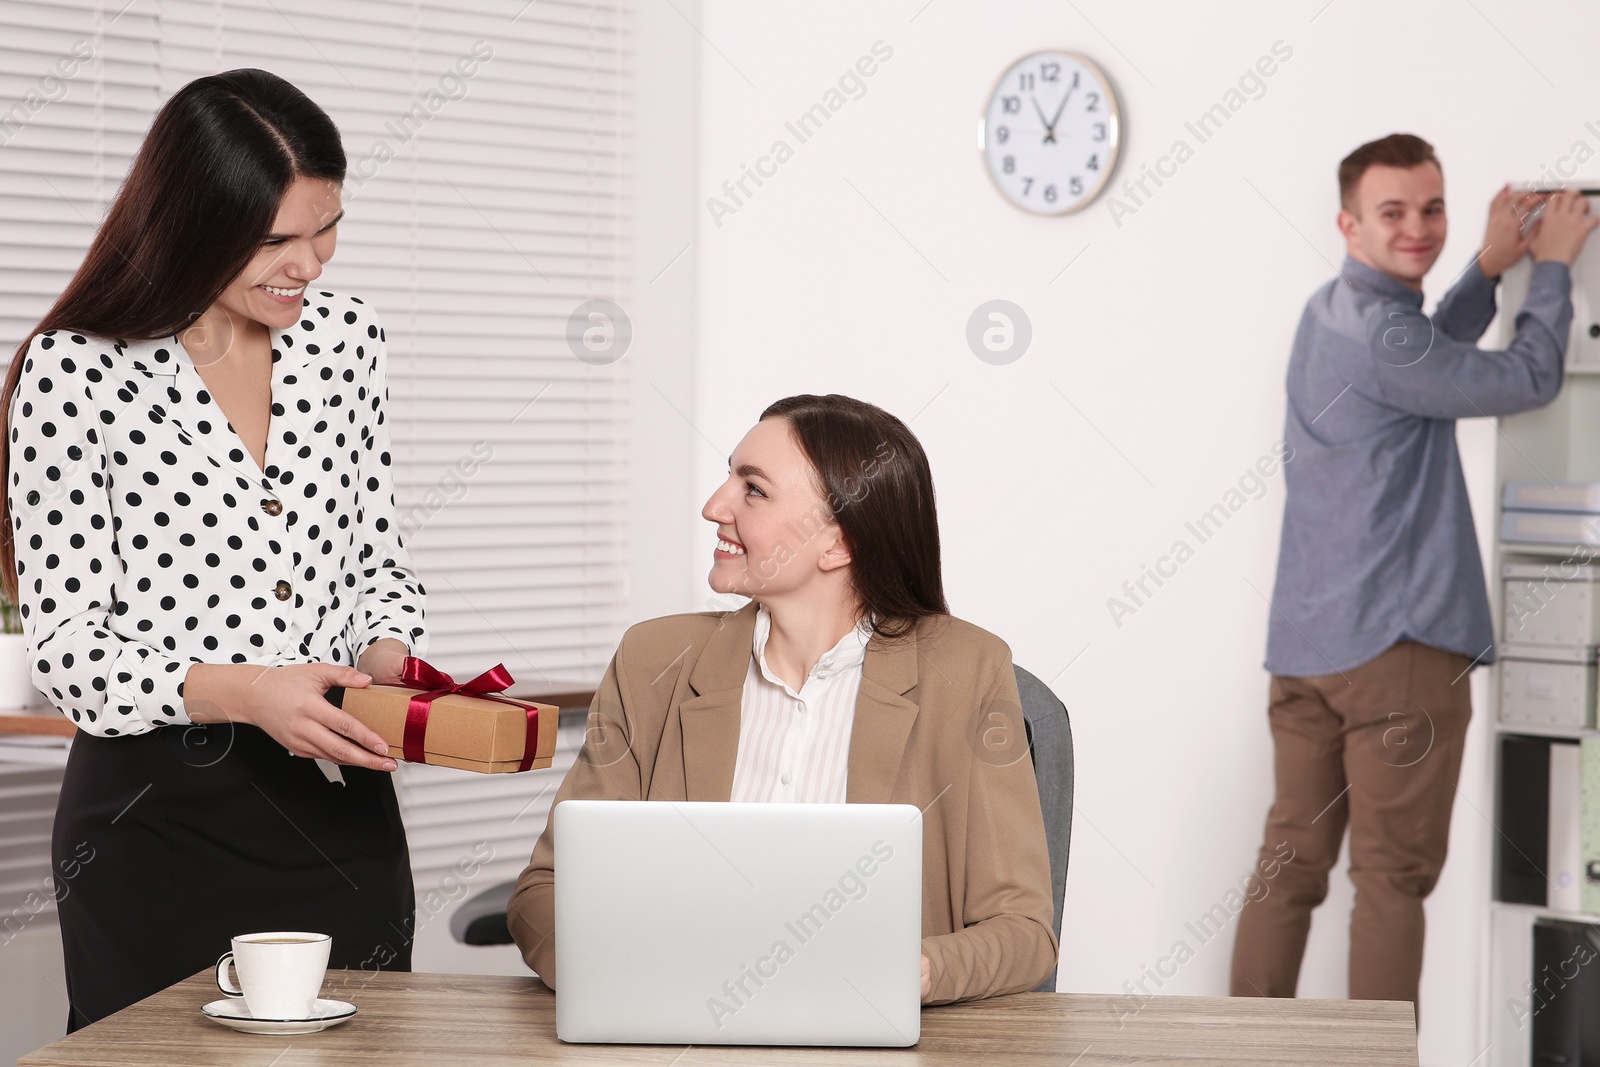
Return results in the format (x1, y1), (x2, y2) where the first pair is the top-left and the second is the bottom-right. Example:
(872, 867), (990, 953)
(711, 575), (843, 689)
(554, 800), (923, 1046)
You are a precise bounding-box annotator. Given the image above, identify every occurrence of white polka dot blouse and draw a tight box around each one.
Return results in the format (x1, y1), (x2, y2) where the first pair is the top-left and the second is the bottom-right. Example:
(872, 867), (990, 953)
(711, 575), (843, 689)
(7, 291), (428, 736)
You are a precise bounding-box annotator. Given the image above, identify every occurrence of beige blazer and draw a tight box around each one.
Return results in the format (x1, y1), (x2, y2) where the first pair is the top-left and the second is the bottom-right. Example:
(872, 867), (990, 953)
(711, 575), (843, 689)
(506, 602), (1059, 1004)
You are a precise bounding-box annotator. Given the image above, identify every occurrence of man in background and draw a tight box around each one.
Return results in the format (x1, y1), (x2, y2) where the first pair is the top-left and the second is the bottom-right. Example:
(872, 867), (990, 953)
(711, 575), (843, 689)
(1231, 133), (1596, 1010)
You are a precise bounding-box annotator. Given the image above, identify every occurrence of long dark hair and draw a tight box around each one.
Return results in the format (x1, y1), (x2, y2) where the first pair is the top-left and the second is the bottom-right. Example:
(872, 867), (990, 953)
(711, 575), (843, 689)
(760, 394), (947, 638)
(1, 69), (345, 601)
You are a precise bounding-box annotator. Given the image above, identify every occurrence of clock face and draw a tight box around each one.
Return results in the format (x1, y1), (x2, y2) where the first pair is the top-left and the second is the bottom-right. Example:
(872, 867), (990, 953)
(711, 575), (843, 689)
(980, 51), (1121, 216)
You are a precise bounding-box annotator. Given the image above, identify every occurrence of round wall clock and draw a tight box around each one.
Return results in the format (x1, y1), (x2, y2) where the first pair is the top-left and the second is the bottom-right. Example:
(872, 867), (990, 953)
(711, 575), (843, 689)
(980, 51), (1122, 215)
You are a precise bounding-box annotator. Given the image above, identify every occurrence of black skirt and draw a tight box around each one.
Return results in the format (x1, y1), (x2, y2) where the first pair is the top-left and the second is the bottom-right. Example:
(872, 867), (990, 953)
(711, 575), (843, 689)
(53, 719), (415, 1032)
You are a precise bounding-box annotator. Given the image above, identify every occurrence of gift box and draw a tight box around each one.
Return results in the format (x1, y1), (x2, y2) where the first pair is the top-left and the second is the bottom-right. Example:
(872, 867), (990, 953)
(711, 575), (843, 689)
(326, 659), (558, 774)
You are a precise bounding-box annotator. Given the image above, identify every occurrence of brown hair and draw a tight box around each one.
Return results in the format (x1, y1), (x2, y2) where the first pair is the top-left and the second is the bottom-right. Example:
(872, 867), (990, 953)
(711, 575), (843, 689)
(759, 394), (948, 638)
(1338, 133), (1440, 214)
(1, 69), (345, 602)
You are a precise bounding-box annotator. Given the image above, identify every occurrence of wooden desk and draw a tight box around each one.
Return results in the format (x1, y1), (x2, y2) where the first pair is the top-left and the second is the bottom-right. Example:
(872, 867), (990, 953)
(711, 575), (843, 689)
(20, 969), (1417, 1066)
(506, 683), (598, 712)
(0, 712), (74, 738)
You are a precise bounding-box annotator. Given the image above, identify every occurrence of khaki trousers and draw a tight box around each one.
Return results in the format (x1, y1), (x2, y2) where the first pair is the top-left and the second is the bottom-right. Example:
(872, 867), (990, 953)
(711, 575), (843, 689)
(1229, 641), (1473, 1007)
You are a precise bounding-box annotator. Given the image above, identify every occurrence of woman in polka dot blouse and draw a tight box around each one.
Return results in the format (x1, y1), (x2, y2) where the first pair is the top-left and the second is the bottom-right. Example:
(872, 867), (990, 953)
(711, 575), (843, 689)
(1, 70), (427, 1030)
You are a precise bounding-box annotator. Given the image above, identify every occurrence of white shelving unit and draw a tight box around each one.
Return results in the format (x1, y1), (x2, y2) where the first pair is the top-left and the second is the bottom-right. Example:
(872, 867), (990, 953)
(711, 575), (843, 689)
(1487, 192), (1600, 1067)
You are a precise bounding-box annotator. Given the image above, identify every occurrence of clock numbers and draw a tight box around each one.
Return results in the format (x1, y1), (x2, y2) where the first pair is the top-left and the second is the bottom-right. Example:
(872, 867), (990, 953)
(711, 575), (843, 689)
(981, 51), (1120, 215)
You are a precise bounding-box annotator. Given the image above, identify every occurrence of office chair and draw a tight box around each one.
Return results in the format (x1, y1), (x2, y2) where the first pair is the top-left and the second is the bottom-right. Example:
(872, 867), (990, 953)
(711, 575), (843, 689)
(1012, 664), (1074, 992)
(450, 664), (1075, 993)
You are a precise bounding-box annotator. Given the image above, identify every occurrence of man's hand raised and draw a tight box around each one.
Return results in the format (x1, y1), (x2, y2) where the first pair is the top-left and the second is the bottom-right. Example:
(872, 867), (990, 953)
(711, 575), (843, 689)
(1530, 186), (1600, 268)
(1477, 183), (1546, 279)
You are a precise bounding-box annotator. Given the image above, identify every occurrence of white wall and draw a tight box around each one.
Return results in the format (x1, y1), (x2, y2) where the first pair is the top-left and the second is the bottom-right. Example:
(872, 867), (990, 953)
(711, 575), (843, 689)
(621, 0), (703, 622)
(683, 1), (1600, 1060)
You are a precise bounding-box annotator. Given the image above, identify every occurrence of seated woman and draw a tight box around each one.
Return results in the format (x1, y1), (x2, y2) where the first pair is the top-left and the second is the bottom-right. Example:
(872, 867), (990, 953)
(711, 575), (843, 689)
(506, 394), (1057, 1003)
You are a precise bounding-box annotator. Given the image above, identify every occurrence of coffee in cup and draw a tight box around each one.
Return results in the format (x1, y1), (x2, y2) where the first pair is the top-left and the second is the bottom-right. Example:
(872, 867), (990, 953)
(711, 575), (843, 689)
(214, 931), (331, 1019)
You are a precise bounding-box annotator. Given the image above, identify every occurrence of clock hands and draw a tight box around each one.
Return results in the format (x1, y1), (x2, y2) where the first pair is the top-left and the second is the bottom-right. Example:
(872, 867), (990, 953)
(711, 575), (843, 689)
(1031, 76), (1079, 146)
(1029, 95), (1056, 144)
(1048, 79), (1076, 134)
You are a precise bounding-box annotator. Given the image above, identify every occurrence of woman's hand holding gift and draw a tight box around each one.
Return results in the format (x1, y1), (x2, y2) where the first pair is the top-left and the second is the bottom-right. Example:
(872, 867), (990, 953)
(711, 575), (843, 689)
(185, 660), (397, 771)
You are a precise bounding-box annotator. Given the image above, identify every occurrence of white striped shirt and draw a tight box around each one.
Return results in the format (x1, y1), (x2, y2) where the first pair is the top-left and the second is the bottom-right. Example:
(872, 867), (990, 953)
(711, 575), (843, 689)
(729, 606), (872, 804)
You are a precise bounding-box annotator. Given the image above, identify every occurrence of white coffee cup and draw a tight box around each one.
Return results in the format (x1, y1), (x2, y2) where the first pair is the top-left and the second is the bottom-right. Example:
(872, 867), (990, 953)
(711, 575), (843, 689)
(214, 931), (331, 1019)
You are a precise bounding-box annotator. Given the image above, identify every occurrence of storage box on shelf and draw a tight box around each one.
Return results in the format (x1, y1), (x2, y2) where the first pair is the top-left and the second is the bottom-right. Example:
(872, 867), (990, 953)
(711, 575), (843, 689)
(1496, 735), (1582, 913)
(1502, 560), (1600, 647)
(1500, 643), (1597, 730)
(1497, 485), (1600, 733)
(1530, 918), (1600, 1063)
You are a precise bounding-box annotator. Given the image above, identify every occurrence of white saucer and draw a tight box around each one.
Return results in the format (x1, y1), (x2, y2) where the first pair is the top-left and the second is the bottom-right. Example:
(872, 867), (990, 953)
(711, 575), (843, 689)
(201, 998), (356, 1035)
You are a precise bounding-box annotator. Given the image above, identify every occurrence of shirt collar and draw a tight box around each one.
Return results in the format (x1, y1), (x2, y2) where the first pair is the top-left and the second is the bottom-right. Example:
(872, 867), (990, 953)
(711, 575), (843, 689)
(272, 293), (344, 368)
(751, 603), (872, 692)
(117, 295), (342, 376)
(1339, 254), (1424, 308)
(117, 336), (180, 377)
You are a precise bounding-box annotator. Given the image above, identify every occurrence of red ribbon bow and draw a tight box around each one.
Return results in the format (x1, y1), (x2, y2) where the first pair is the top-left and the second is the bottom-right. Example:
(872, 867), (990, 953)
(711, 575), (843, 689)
(397, 657), (542, 772)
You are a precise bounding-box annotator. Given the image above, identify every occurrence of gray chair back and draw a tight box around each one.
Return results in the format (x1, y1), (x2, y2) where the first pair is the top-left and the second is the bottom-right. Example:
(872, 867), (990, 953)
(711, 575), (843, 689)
(1014, 664), (1073, 993)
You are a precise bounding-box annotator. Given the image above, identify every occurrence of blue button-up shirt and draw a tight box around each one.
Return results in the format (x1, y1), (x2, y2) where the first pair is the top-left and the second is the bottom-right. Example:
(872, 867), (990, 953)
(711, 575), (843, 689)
(1266, 254), (1573, 677)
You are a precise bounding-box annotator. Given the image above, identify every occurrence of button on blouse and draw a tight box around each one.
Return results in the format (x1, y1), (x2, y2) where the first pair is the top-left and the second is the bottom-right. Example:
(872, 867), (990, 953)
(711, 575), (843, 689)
(7, 290), (428, 736)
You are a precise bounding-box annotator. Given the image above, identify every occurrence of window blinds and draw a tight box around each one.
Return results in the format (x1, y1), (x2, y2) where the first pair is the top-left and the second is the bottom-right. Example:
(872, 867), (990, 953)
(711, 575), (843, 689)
(0, 0), (163, 351)
(0, 761), (66, 940)
(0, 0), (632, 925)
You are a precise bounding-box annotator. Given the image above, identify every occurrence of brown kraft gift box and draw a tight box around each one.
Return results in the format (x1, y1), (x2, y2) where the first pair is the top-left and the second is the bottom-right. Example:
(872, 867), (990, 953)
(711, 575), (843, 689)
(327, 684), (558, 773)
